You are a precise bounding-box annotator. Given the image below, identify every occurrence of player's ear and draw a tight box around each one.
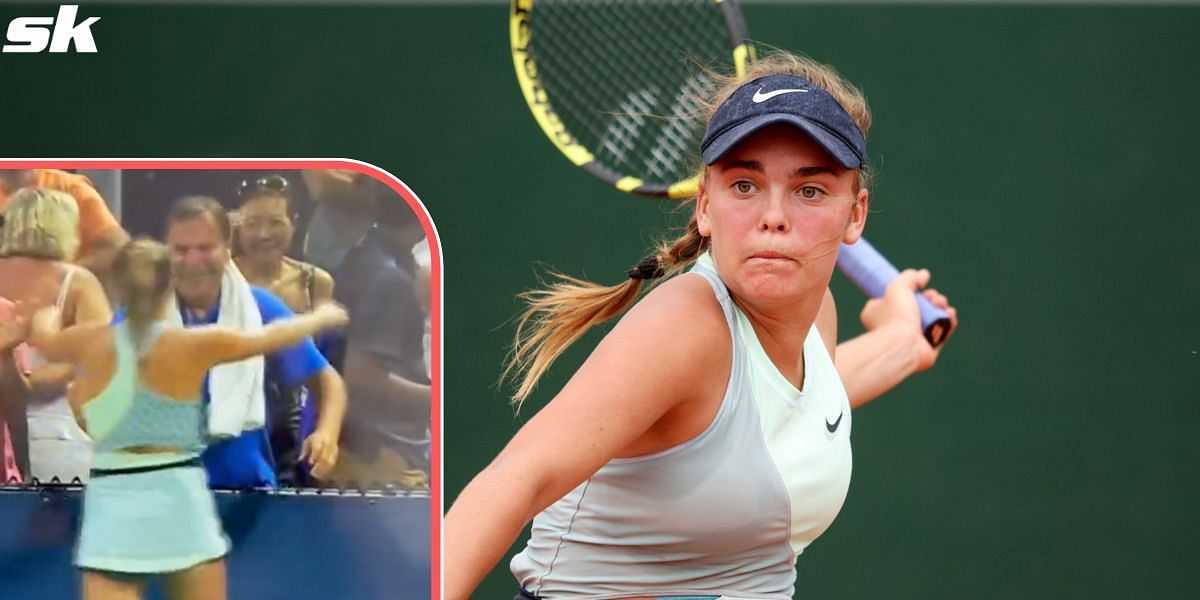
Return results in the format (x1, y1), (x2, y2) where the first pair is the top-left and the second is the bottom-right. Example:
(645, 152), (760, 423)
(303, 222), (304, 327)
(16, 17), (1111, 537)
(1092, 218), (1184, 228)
(696, 175), (713, 237)
(842, 187), (868, 245)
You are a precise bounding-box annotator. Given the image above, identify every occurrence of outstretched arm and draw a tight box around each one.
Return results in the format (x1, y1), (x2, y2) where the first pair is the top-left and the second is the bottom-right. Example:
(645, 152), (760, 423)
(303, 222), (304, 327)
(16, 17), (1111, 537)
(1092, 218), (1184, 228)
(836, 269), (958, 409)
(192, 302), (349, 368)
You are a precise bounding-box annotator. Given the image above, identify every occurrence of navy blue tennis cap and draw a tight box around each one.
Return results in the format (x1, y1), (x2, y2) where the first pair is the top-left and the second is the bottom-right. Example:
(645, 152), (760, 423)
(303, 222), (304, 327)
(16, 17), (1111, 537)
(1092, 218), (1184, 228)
(700, 74), (867, 169)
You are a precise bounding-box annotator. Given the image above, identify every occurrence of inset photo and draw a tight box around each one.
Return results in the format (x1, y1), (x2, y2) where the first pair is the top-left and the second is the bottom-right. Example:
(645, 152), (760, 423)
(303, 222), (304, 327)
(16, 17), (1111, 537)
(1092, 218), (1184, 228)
(0, 161), (437, 599)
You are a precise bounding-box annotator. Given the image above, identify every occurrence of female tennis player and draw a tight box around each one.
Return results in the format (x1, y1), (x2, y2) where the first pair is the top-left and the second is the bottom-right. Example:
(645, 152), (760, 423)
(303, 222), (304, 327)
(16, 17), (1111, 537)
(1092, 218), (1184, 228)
(445, 52), (957, 599)
(27, 239), (348, 600)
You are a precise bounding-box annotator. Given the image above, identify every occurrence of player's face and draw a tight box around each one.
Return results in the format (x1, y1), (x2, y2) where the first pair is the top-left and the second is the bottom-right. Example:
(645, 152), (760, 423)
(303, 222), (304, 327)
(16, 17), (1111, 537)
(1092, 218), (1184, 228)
(167, 215), (229, 308)
(236, 194), (294, 263)
(696, 124), (867, 309)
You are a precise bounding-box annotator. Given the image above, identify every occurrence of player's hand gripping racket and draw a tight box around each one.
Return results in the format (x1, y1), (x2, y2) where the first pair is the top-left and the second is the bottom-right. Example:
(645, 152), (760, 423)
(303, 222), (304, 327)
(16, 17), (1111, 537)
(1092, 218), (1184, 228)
(510, 0), (950, 347)
(837, 239), (952, 347)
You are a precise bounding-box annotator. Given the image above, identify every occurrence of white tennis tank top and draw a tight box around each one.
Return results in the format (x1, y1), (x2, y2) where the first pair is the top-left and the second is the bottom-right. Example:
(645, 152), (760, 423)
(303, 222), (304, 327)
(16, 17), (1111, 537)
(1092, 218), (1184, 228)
(26, 267), (88, 435)
(510, 253), (853, 599)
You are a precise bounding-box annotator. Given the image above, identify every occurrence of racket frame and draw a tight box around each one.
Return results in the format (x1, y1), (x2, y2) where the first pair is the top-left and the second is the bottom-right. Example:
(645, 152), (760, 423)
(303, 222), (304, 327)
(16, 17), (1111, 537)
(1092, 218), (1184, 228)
(510, 0), (754, 199)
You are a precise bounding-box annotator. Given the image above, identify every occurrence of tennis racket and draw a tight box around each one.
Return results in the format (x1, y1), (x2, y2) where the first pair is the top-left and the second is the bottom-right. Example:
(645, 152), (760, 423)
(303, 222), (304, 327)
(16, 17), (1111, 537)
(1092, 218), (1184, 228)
(510, 0), (950, 347)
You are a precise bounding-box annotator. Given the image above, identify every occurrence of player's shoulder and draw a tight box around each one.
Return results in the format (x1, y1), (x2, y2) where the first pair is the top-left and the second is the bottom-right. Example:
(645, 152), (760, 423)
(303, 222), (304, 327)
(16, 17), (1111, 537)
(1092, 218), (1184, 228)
(584, 270), (731, 408)
(637, 269), (725, 316)
(615, 270), (729, 349)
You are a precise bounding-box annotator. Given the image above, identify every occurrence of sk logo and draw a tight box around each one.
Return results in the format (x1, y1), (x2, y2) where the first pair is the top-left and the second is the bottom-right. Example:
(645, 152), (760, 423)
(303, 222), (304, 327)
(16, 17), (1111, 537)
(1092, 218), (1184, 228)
(3, 5), (100, 54)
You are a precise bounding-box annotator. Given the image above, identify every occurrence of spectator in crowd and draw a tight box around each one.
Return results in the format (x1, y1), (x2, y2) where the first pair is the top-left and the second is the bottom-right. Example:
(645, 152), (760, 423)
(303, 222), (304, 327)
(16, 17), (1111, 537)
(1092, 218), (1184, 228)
(233, 174), (335, 347)
(0, 188), (111, 483)
(231, 174), (337, 485)
(164, 196), (347, 489)
(329, 195), (430, 489)
(300, 169), (379, 275)
(0, 169), (131, 290)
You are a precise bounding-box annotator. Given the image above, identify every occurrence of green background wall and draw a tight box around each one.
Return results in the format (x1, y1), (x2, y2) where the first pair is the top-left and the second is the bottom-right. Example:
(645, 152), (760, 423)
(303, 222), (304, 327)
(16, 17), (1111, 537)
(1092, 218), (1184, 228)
(1, 3), (1197, 597)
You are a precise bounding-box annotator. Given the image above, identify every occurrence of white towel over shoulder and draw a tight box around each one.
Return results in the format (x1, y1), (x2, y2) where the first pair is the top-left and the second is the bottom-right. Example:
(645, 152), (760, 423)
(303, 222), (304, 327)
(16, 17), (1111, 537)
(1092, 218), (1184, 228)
(164, 262), (265, 439)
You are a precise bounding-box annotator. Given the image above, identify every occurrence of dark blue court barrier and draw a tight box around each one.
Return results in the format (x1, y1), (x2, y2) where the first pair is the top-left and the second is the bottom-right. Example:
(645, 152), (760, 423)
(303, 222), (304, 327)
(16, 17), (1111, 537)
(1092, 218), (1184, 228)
(0, 486), (430, 599)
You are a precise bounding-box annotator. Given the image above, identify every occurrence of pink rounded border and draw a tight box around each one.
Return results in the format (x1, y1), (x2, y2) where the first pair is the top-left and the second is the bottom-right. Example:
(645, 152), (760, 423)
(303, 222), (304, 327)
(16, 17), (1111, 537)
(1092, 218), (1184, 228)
(0, 158), (442, 599)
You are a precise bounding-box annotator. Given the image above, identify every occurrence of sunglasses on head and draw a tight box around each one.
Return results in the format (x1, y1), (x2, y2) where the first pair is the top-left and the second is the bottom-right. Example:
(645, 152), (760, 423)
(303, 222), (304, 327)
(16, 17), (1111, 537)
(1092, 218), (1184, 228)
(237, 174), (289, 197)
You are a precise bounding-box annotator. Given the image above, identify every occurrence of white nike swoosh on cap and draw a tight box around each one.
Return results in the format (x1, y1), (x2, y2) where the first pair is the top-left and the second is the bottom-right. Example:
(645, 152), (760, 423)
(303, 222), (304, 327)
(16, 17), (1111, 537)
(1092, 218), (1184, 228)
(752, 87), (810, 103)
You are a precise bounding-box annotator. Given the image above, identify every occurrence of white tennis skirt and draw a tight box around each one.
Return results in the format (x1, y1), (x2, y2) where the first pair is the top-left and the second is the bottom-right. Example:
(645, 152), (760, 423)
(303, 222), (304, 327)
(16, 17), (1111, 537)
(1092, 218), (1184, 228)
(76, 462), (230, 574)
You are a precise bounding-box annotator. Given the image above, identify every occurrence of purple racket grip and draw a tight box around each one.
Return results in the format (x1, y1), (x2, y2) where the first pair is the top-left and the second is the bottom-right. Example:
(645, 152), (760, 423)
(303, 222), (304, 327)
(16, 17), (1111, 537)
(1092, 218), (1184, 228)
(836, 238), (952, 348)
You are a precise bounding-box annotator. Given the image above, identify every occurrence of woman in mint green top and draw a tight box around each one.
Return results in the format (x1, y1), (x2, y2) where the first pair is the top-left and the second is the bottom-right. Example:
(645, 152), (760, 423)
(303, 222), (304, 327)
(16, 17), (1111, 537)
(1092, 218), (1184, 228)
(28, 239), (348, 600)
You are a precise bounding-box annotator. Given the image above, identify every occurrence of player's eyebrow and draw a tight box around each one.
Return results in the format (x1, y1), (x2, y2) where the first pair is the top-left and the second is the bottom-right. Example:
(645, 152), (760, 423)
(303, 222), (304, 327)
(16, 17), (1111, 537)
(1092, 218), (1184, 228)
(720, 161), (840, 178)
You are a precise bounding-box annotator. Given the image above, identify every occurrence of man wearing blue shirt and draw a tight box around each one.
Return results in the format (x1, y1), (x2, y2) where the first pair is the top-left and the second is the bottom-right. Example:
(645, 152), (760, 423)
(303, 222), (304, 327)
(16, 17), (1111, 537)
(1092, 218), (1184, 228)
(165, 196), (347, 489)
